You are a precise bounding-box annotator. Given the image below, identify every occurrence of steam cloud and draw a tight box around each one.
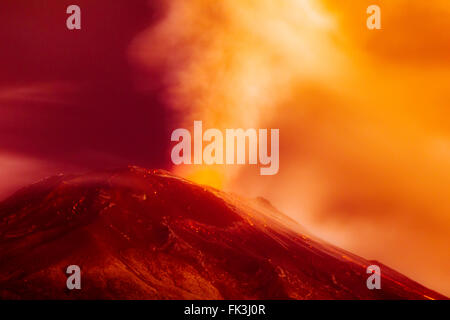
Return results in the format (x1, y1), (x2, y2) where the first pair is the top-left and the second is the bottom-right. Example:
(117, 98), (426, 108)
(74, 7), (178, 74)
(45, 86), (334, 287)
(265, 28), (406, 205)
(130, 0), (450, 295)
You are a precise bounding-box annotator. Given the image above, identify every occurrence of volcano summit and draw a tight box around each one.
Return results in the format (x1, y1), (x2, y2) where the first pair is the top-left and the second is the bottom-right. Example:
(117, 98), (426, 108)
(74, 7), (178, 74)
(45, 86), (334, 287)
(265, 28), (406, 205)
(0, 167), (445, 299)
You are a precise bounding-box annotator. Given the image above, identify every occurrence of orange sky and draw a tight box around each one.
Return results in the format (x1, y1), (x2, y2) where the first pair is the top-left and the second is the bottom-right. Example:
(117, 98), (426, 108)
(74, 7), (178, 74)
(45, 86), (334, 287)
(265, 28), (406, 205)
(131, 0), (450, 295)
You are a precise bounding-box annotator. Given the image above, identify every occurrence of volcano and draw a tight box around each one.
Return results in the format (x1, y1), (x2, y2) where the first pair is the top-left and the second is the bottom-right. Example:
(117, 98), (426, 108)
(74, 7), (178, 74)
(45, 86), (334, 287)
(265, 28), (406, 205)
(0, 167), (445, 299)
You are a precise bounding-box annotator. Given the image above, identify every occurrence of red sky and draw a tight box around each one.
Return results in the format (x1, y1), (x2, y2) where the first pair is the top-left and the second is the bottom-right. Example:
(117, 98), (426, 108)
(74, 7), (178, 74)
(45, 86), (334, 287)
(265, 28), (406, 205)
(0, 0), (171, 199)
(0, 0), (449, 296)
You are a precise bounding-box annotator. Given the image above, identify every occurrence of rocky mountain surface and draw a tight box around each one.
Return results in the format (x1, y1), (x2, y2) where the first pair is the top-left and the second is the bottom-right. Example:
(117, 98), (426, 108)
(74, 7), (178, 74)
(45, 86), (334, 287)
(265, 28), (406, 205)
(0, 167), (445, 299)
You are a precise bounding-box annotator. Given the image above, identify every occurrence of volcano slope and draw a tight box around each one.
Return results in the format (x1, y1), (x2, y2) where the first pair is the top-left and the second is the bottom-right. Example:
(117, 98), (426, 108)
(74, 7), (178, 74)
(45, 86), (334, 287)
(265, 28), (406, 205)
(0, 167), (445, 299)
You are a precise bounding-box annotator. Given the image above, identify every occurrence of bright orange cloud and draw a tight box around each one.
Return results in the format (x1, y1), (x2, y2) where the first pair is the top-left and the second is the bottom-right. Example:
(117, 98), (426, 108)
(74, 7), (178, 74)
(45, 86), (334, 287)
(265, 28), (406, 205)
(131, 0), (450, 295)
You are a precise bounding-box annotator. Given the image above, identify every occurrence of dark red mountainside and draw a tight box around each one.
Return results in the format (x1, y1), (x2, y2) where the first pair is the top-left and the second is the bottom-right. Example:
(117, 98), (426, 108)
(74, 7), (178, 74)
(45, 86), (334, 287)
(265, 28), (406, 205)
(0, 167), (446, 299)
